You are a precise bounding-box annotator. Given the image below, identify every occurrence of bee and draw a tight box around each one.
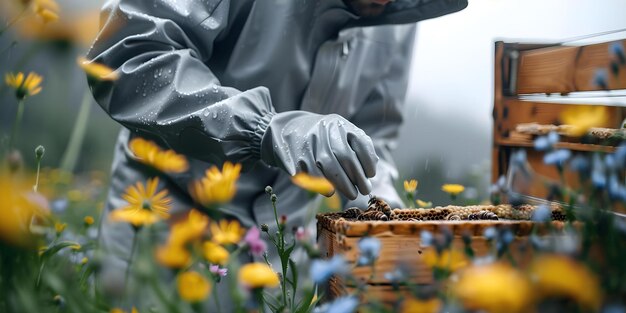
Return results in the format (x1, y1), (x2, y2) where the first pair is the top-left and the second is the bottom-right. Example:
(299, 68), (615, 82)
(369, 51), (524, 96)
(358, 210), (389, 221)
(468, 210), (499, 220)
(367, 196), (392, 217)
(445, 213), (462, 221)
(342, 207), (363, 219)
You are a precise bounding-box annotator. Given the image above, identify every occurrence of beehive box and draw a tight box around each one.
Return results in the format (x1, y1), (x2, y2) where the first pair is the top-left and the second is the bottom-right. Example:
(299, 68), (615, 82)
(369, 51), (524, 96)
(316, 204), (567, 302)
(492, 37), (626, 212)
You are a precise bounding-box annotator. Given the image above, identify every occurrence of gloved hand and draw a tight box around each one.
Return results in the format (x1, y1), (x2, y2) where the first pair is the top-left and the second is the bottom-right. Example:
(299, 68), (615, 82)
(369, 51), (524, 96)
(260, 111), (378, 199)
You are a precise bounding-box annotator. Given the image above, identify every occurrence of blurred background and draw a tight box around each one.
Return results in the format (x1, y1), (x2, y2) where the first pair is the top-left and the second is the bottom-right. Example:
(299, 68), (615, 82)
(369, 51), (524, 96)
(1, 0), (626, 206)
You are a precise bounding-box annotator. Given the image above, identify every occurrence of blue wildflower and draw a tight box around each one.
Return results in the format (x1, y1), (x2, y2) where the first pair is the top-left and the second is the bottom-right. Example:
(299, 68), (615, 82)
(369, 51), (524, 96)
(543, 149), (571, 166)
(610, 41), (625, 64)
(483, 227), (497, 240)
(314, 296), (359, 313)
(310, 255), (349, 284)
(357, 237), (381, 266)
(615, 144), (626, 169)
(534, 137), (551, 151)
(51, 198), (69, 213)
(569, 154), (590, 174)
(594, 69), (609, 89)
(605, 154), (617, 170)
(608, 174), (626, 202)
(511, 149), (527, 166)
(501, 229), (514, 245)
(592, 170), (607, 189)
(420, 230), (434, 247)
(532, 205), (551, 222)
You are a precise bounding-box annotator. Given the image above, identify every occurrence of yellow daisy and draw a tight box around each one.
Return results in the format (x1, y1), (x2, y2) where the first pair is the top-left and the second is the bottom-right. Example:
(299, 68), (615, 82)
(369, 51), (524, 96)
(33, 0), (59, 24)
(129, 138), (188, 173)
(155, 244), (191, 269)
(403, 179), (418, 193)
(0, 174), (47, 247)
(452, 262), (532, 313)
(441, 184), (465, 196)
(190, 162), (241, 206)
(561, 105), (609, 137)
(109, 178), (172, 227)
(238, 263), (280, 289)
(203, 241), (230, 266)
(291, 173), (335, 195)
(177, 271), (211, 302)
(401, 297), (442, 313)
(529, 254), (602, 311)
(210, 219), (245, 245)
(77, 56), (119, 81)
(422, 248), (468, 272)
(168, 209), (209, 246)
(5, 72), (43, 99)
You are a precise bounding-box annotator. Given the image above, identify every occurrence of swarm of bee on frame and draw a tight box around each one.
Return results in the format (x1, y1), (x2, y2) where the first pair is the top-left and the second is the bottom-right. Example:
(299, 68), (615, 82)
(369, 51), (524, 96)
(339, 196), (566, 222)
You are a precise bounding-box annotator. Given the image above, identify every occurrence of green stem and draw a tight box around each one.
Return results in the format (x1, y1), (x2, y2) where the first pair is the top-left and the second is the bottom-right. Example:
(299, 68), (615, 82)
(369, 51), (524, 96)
(149, 276), (182, 313)
(60, 90), (92, 172)
(0, 7), (29, 36)
(122, 231), (139, 305)
(9, 98), (25, 150)
(212, 283), (222, 313)
(271, 197), (288, 309)
(33, 158), (41, 192)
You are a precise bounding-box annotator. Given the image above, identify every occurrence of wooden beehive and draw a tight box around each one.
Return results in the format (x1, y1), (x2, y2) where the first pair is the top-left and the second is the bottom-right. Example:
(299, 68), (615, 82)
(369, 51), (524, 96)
(492, 37), (626, 213)
(316, 205), (568, 303)
(316, 36), (626, 303)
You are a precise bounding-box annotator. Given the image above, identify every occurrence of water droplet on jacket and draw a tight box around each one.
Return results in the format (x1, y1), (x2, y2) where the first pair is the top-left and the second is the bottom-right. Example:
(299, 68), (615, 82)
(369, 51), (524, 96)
(205, 17), (219, 29)
(212, 85), (219, 93)
(203, 108), (210, 116)
(212, 112), (218, 118)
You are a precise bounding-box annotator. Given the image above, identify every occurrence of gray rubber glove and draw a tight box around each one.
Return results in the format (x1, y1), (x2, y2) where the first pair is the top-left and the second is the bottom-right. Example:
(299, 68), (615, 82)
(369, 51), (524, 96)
(260, 111), (378, 199)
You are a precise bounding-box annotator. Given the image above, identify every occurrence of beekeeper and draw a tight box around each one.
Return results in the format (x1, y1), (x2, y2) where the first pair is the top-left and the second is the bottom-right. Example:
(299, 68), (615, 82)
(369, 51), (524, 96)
(87, 0), (467, 305)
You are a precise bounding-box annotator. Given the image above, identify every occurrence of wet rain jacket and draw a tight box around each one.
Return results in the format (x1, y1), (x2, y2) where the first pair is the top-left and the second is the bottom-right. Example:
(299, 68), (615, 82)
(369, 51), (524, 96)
(87, 0), (467, 303)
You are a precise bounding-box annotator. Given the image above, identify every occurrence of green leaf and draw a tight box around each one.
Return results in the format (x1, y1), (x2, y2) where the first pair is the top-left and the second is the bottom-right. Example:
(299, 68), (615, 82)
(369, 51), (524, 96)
(40, 241), (81, 260)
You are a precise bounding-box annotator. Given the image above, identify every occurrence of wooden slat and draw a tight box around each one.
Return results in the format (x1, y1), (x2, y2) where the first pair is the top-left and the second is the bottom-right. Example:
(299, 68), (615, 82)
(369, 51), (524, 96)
(515, 39), (626, 94)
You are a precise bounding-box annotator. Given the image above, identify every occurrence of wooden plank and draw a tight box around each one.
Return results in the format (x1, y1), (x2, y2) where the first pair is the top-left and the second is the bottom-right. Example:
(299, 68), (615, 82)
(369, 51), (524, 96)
(517, 46), (579, 94)
(515, 40), (626, 94)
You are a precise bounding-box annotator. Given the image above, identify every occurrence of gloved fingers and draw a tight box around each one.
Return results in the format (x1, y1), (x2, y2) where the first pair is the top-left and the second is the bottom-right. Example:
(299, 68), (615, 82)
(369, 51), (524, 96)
(315, 152), (358, 200)
(332, 142), (372, 196)
(347, 132), (378, 178)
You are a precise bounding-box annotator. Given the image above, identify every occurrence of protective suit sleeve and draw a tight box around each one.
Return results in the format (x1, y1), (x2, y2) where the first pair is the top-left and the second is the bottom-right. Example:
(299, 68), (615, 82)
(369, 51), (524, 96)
(345, 25), (417, 209)
(86, 0), (275, 167)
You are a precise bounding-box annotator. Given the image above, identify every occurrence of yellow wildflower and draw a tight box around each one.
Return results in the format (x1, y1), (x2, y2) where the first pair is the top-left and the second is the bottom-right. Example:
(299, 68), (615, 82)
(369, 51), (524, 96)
(54, 222), (66, 234)
(401, 297), (442, 313)
(155, 244), (191, 269)
(109, 178), (172, 227)
(416, 199), (432, 208)
(33, 0), (59, 23)
(529, 254), (602, 311)
(561, 105), (609, 137)
(69, 243), (81, 251)
(168, 209), (209, 246)
(81, 257), (88, 265)
(77, 56), (119, 81)
(238, 263), (280, 289)
(403, 179), (418, 193)
(422, 248), (468, 272)
(210, 219), (245, 245)
(177, 271), (211, 302)
(129, 138), (188, 173)
(190, 162), (241, 206)
(84, 216), (94, 226)
(451, 262), (532, 313)
(110, 307), (138, 313)
(291, 173), (334, 195)
(441, 184), (465, 196)
(0, 175), (46, 246)
(5, 72), (43, 99)
(203, 241), (229, 265)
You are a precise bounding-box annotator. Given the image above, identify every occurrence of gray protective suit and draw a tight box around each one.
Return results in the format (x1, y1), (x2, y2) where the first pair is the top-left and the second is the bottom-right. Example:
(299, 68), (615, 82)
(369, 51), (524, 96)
(87, 0), (467, 308)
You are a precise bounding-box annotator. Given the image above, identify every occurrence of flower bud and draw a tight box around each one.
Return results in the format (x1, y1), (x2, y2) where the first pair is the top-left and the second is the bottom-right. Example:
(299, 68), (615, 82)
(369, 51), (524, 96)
(35, 145), (45, 161)
(265, 186), (273, 194)
(260, 224), (269, 232)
